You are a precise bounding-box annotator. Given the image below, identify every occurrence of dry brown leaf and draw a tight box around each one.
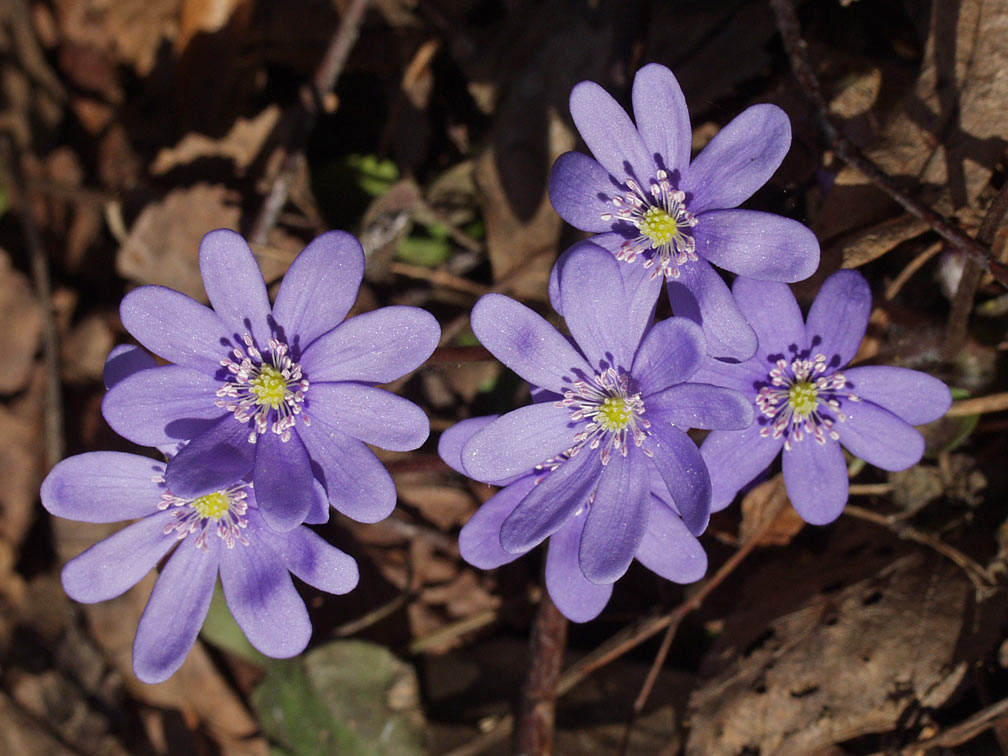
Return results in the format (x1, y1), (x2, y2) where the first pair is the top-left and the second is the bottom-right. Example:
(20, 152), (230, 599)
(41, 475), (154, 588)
(0, 249), (43, 394)
(60, 312), (114, 384)
(396, 480), (475, 531)
(817, 0), (1008, 242)
(687, 529), (1001, 756)
(0, 367), (44, 550)
(117, 184), (299, 300)
(738, 475), (804, 547)
(0, 689), (76, 756)
(150, 106), (281, 176)
(838, 214), (931, 269)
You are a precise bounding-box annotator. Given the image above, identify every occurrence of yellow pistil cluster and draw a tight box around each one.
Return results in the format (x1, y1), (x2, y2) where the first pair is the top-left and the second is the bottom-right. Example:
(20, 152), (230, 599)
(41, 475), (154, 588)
(190, 491), (231, 521)
(597, 396), (632, 432)
(788, 381), (818, 417)
(250, 366), (288, 409)
(639, 207), (678, 247)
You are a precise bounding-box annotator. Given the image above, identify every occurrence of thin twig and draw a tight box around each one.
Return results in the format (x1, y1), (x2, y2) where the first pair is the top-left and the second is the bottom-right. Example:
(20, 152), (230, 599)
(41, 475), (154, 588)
(844, 504), (995, 590)
(895, 695), (1008, 753)
(0, 136), (64, 468)
(514, 590), (568, 756)
(943, 182), (1008, 359)
(617, 494), (788, 756)
(768, 0), (1008, 287)
(248, 0), (370, 244)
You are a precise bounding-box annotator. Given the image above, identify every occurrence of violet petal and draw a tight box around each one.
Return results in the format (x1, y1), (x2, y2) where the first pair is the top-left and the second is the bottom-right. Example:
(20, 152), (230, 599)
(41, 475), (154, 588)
(636, 499), (707, 583)
(645, 423), (711, 535)
(220, 537), (311, 658)
(834, 400), (924, 471)
(297, 420), (396, 523)
(546, 513), (613, 622)
(253, 511), (359, 594)
(102, 365), (225, 446)
(103, 344), (157, 390)
(300, 306), (440, 384)
(459, 475), (537, 568)
(694, 209), (819, 282)
(569, 80), (656, 186)
(842, 366), (952, 425)
(647, 383), (754, 430)
(253, 430), (315, 533)
(733, 276), (806, 357)
(578, 446), (650, 583)
(471, 293), (591, 394)
(632, 317), (706, 397)
(438, 416), (497, 477)
(683, 103), (791, 214)
(666, 258), (757, 361)
(560, 242), (638, 370)
(499, 449), (602, 553)
(632, 63), (691, 177)
(132, 536), (220, 684)
(61, 511), (176, 603)
(307, 382), (429, 451)
(701, 425), (784, 511)
(165, 416), (256, 498)
(272, 231), (365, 350)
(461, 403), (575, 482)
(781, 438), (848, 524)
(548, 151), (617, 232)
(198, 229), (271, 348)
(120, 286), (230, 375)
(805, 270), (871, 367)
(42, 452), (165, 523)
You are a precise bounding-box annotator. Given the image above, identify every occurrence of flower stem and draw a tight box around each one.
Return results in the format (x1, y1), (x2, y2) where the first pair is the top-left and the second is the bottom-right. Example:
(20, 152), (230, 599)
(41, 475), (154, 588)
(513, 590), (568, 756)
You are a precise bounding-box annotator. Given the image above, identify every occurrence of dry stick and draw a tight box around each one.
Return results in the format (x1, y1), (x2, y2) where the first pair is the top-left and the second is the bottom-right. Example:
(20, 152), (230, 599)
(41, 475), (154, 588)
(943, 181), (1008, 360)
(247, 0), (370, 245)
(0, 136), (64, 468)
(767, 0), (1008, 288)
(615, 495), (789, 756)
(844, 504), (995, 590)
(513, 591), (568, 756)
(894, 695), (1008, 753)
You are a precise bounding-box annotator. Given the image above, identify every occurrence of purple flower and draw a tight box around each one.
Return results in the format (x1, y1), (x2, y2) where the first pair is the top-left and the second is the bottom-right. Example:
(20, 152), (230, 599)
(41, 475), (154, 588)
(40, 451), (358, 684)
(696, 271), (952, 524)
(439, 417), (708, 622)
(444, 241), (752, 611)
(102, 230), (440, 532)
(548, 63), (820, 361)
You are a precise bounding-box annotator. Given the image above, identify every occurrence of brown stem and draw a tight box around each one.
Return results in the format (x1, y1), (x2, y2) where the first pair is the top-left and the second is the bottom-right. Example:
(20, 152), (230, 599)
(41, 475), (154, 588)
(248, 0), (370, 245)
(942, 182), (1008, 359)
(767, 0), (1008, 288)
(513, 590), (568, 756)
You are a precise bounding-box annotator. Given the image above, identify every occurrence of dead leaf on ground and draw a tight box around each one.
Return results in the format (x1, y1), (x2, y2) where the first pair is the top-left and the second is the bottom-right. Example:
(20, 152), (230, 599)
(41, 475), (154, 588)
(0, 248), (43, 394)
(738, 475), (805, 547)
(151, 106), (281, 177)
(117, 183), (300, 300)
(817, 0), (1008, 243)
(687, 524), (1006, 756)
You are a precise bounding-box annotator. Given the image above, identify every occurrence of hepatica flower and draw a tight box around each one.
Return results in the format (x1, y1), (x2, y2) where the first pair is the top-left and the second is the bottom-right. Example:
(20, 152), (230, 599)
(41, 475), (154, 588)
(548, 63), (820, 360)
(696, 271), (952, 524)
(40, 451), (358, 684)
(445, 242), (752, 616)
(440, 417), (709, 622)
(102, 230), (440, 532)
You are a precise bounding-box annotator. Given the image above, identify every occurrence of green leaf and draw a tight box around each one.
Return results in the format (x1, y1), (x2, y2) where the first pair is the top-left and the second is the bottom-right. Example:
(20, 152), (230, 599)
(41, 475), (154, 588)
(396, 235), (451, 267)
(252, 640), (425, 756)
(344, 154), (399, 197)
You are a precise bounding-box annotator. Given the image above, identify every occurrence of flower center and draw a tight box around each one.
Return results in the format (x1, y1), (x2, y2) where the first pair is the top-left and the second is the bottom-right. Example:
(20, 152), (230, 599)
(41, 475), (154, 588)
(788, 381), (818, 417)
(157, 482), (250, 550)
(639, 206), (678, 246)
(216, 335), (310, 444)
(755, 352), (860, 450)
(191, 491), (230, 520)
(556, 367), (650, 465)
(597, 396), (633, 432)
(601, 169), (698, 280)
